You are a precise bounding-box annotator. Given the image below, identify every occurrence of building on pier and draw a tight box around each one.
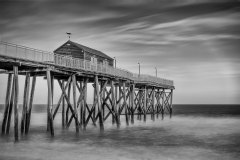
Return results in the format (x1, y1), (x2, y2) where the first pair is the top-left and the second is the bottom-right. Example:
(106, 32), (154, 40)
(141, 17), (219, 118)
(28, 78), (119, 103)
(54, 40), (114, 67)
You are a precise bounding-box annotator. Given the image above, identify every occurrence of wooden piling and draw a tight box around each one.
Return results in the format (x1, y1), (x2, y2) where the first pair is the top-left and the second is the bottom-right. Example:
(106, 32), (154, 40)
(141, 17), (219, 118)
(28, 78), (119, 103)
(170, 89), (173, 118)
(13, 66), (19, 141)
(156, 89), (160, 119)
(143, 86), (147, 122)
(152, 87), (155, 121)
(92, 83), (97, 126)
(62, 80), (65, 128)
(66, 79), (71, 126)
(110, 81), (115, 125)
(115, 84), (119, 124)
(25, 75), (36, 134)
(111, 80), (120, 127)
(95, 75), (104, 131)
(162, 89), (165, 120)
(82, 78), (88, 130)
(78, 81), (82, 126)
(1, 74), (13, 134)
(101, 82), (105, 121)
(72, 74), (79, 133)
(46, 70), (54, 136)
(6, 72), (15, 134)
(131, 84), (135, 124)
(21, 73), (30, 134)
(123, 82), (129, 126)
(137, 89), (141, 120)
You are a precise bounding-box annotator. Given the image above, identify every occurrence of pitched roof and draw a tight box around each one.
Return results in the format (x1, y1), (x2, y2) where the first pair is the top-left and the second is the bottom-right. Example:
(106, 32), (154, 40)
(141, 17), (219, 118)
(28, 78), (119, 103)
(66, 40), (113, 60)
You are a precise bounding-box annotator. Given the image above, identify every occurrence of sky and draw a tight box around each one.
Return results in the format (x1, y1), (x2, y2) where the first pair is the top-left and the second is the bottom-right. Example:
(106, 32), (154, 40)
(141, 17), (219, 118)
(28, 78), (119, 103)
(0, 0), (240, 104)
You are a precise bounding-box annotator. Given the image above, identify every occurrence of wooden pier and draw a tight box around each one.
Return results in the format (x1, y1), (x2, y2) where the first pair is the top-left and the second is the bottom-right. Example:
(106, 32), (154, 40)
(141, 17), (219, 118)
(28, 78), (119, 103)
(0, 41), (174, 141)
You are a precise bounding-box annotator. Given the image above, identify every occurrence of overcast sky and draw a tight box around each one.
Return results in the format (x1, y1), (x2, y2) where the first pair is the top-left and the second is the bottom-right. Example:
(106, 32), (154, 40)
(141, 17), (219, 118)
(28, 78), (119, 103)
(0, 0), (240, 104)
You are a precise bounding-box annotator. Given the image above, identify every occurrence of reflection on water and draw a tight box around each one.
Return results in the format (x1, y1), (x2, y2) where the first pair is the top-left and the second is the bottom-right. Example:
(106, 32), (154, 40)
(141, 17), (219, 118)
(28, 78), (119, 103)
(0, 105), (240, 160)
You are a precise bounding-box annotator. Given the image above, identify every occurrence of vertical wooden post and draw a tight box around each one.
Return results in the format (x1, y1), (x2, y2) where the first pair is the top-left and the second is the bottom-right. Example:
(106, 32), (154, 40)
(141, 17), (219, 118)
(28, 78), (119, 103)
(101, 82), (105, 121)
(21, 73), (30, 134)
(111, 81), (115, 125)
(123, 82), (129, 126)
(13, 66), (19, 141)
(79, 81), (83, 126)
(95, 75), (104, 131)
(152, 87), (155, 121)
(47, 75), (54, 131)
(6, 73), (15, 134)
(118, 85), (122, 121)
(25, 75), (36, 134)
(162, 89), (165, 120)
(131, 84), (135, 124)
(137, 89), (141, 120)
(170, 89), (173, 118)
(1, 74), (13, 134)
(46, 70), (54, 136)
(115, 84), (119, 123)
(82, 78), (88, 130)
(156, 89), (160, 119)
(66, 79), (71, 126)
(143, 86), (147, 122)
(111, 80), (120, 128)
(92, 83), (96, 125)
(62, 80), (65, 128)
(72, 74), (79, 133)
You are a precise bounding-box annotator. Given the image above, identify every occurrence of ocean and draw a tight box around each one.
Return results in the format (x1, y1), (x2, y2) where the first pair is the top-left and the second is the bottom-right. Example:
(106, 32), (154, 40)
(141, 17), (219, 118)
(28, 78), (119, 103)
(0, 104), (240, 160)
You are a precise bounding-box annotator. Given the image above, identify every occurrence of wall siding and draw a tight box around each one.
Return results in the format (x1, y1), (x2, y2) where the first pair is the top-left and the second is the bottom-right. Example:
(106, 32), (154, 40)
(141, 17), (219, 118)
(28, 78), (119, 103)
(85, 51), (113, 66)
(55, 42), (113, 66)
(54, 43), (84, 59)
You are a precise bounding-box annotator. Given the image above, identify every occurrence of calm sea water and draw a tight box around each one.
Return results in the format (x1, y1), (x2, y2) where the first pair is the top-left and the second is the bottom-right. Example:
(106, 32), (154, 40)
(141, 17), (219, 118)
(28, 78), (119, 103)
(0, 104), (240, 160)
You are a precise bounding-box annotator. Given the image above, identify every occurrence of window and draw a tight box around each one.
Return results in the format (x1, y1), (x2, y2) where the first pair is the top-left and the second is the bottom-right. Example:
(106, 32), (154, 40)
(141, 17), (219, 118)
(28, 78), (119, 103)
(103, 59), (109, 66)
(91, 57), (97, 64)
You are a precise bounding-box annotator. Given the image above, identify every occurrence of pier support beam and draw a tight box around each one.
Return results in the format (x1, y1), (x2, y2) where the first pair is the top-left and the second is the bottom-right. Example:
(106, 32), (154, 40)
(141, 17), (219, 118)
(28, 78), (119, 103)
(13, 66), (19, 141)
(95, 75), (104, 131)
(21, 73), (30, 134)
(1, 74), (13, 135)
(130, 84), (135, 124)
(25, 75), (36, 134)
(111, 80), (120, 127)
(6, 73), (15, 134)
(170, 89), (173, 118)
(72, 74), (79, 133)
(62, 80), (65, 128)
(137, 88), (142, 120)
(2, 66), (20, 141)
(152, 87), (155, 121)
(46, 70), (54, 136)
(123, 82), (129, 126)
(66, 80), (71, 126)
(162, 89), (165, 120)
(143, 86), (147, 122)
(82, 78), (88, 130)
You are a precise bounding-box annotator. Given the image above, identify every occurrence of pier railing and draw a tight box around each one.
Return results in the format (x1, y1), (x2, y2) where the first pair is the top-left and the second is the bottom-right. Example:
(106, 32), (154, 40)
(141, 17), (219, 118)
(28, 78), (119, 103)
(0, 41), (174, 87)
(0, 41), (54, 62)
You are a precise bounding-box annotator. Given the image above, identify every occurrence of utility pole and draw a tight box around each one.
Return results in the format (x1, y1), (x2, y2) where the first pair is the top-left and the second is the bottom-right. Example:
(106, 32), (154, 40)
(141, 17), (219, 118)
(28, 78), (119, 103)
(113, 57), (116, 68)
(155, 67), (157, 77)
(138, 62), (140, 77)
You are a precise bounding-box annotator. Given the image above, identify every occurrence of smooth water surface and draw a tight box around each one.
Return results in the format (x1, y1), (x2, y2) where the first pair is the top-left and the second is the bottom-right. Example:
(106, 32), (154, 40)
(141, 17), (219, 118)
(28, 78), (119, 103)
(0, 105), (240, 160)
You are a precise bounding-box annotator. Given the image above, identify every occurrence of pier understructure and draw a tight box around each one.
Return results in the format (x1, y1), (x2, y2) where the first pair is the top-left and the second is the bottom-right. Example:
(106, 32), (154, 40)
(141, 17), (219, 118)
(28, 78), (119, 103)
(0, 41), (175, 141)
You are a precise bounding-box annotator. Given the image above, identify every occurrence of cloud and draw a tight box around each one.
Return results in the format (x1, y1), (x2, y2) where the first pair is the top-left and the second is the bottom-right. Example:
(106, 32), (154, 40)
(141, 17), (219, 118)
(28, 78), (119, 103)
(0, 0), (240, 104)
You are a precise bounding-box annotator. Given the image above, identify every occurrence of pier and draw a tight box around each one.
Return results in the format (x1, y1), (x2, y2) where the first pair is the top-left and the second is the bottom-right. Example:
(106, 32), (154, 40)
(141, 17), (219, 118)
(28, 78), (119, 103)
(0, 41), (174, 141)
